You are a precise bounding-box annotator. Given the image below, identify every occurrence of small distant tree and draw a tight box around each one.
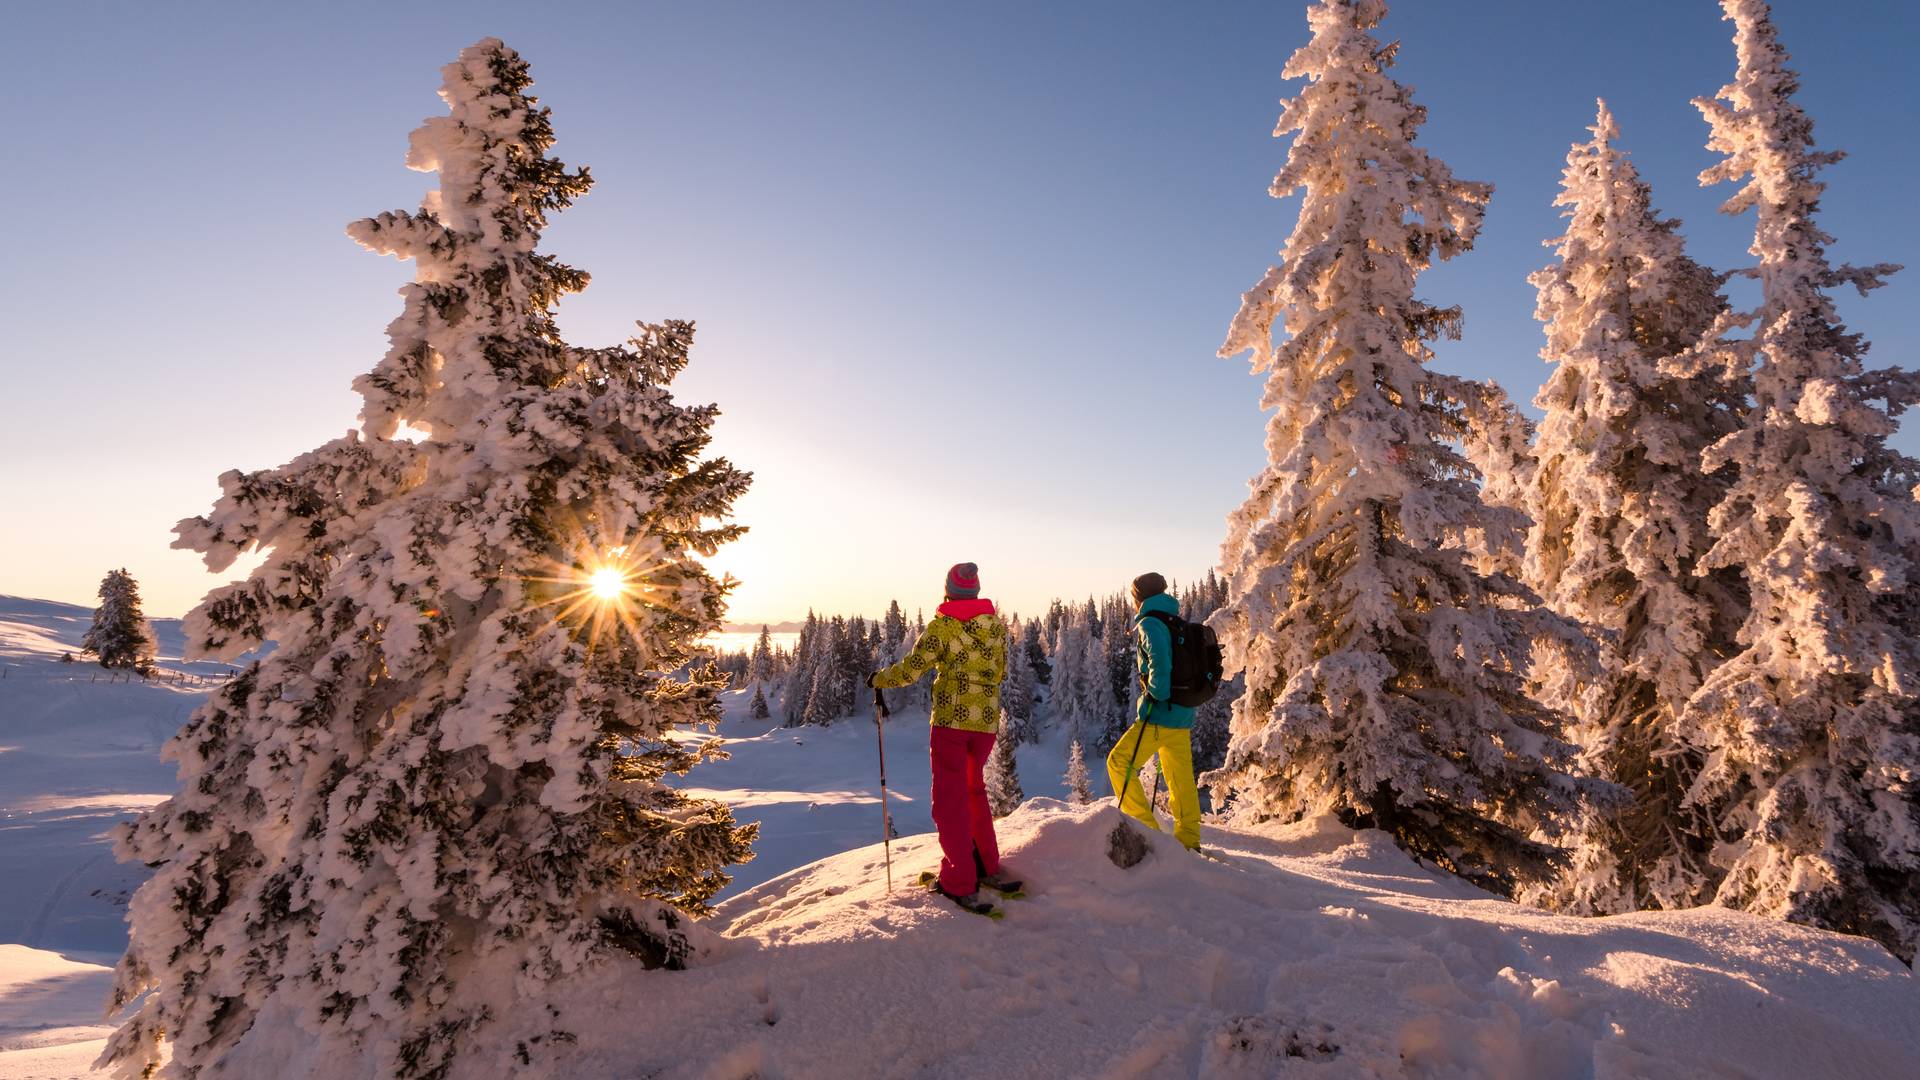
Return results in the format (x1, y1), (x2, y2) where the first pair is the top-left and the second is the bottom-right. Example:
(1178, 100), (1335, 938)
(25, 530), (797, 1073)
(82, 568), (156, 672)
(749, 683), (770, 720)
(985, 716), (1025, 817)
(1064, 740), (1093, 806)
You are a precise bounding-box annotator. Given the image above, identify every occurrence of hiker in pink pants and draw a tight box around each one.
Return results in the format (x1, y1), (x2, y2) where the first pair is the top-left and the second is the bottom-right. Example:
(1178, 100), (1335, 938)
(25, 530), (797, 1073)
(868, 562), (1015, 907)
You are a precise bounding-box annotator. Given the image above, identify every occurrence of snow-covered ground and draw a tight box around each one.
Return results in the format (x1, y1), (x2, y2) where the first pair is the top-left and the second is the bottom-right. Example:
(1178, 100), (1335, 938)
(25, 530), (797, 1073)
(4, 594), (1918, 1078)
(0, 596), (254, 1077)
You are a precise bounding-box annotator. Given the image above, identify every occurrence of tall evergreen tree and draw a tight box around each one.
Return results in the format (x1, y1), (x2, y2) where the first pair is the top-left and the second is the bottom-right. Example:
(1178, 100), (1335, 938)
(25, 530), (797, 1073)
(1064, 740), (1094, 806)
(1100, 609), (1132, 711)
(783, 610), (821, 725)
(1000, 620), (1038, 742)
(1674, 0), (1919, 961)
(1048, 622), (1102, 748)
(748, 625), (776, 688)
(985, 715), (1025, 817)
(1204, 0), (1610, 897)
(882, 599), (908, 656)
(803, 617), (855, 725)
(103, 41), (756, 1078)
(82, 568), (156, 672)
(1517, 102), (1747, 916)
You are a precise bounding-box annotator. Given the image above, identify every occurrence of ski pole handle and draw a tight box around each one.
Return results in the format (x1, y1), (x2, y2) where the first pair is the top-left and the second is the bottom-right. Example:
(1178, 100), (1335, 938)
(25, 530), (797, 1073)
(872, 686), (889, 719)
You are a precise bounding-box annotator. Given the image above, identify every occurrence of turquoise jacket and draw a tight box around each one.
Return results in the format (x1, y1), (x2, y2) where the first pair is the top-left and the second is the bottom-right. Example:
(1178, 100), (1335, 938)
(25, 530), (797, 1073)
(1134, 593), (1196, 729)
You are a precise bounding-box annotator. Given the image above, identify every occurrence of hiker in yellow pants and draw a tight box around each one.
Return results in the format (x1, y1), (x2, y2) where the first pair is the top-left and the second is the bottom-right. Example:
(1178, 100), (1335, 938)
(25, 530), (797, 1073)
(1105, 572), (1202, 850)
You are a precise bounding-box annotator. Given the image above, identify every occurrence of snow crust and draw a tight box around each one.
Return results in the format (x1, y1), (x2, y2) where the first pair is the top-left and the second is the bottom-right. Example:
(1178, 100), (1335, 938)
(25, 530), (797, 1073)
(230, 799), (1918, 1080)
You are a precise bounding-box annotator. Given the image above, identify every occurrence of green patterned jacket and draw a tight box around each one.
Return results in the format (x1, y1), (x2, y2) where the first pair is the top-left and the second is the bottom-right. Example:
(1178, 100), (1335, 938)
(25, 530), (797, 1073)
(872, 601), (1007, 733)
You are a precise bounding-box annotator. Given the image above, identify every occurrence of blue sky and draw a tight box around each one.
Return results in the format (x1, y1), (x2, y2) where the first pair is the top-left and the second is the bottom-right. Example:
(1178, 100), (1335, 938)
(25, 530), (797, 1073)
(2, 0), (1913, 622)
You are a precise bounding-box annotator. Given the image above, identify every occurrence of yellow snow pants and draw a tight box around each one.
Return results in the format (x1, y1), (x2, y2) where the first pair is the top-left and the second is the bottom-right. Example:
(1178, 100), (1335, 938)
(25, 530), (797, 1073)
(1106, 721), (1200, 850)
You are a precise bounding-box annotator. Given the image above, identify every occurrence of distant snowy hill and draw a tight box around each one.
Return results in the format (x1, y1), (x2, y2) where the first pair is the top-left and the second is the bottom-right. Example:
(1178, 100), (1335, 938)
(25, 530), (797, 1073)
(4, 594), (1916, 1078)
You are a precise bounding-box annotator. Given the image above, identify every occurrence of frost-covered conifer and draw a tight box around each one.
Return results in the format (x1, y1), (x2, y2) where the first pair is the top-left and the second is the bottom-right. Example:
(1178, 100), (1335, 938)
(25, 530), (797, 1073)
(1674, 0), (1919, 961)
(783, 610), (821, 725)
(749, 625), (776, 687)
(749, 683), (771, 721)
(103, 41), (756, 1078)
(882, 600), (908, 656)
(1050, 623), (1117, 750)
(1519, 102), (1747, 915)
(1064, 740), (1094, 806)
(1204, 0), (1609, 897)
(1000, 624), (1037, 742)
(82, 568), (156, 671)
(1021, 618), (1051, 685)
(802, 618), (848, 726)
(985, 717), (1025, 817)
(1102, 604), (1133, 710)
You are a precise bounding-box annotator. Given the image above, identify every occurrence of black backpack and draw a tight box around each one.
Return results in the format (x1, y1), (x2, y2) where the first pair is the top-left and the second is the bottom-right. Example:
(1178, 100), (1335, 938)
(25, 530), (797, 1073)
(1140, 610), (1225, 708)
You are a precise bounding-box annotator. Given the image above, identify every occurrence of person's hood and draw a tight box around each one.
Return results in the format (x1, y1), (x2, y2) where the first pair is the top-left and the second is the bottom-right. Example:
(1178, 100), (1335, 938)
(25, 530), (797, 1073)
(937, 598), (996, 622)
(1136, 592), (1180, 619)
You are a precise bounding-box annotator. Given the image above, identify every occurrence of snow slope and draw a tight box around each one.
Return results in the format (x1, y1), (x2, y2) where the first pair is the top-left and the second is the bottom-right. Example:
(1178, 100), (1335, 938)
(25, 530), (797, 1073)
(0, 596), (253, 1077)
(6, 596), (1917, 1078)
(222, 801), (1917, 1079)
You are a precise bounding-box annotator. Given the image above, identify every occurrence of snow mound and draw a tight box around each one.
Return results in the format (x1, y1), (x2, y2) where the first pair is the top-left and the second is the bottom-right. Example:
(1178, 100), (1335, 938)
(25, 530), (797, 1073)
(433, 800), (1918, 1079)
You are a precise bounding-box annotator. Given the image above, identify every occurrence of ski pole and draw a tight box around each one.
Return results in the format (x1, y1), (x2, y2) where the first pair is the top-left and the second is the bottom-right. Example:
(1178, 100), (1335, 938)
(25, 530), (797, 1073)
(873, 686), (894, 895)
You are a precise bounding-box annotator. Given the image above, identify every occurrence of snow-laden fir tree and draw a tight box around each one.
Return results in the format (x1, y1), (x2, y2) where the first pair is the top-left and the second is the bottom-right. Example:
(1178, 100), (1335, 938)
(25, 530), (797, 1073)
(783, 610), (821, 725)
(1000, 623), (1038, 742)
(1204, 0), (1611, 897)
(1047, 622), (1102, 748)
(103, 41), (757, 1078)
(749, 683), (771, 721)
(1064, 740), (1094, 806)
(82, 568), (156, 672)
(748, 625), (776, 688)
(882, 599), (908, 656)
(1672, 0), (1919, 961)
(1102, 602), (1133, 710)
(985, 714), (1025, 817)
(1021, 618), (1051, 685)
(1518, 102), (1747, 916)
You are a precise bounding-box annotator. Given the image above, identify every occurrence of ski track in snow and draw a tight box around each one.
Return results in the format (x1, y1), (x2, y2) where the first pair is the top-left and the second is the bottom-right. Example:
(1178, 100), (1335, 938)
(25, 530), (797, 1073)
(5, 596), (1919, 1078)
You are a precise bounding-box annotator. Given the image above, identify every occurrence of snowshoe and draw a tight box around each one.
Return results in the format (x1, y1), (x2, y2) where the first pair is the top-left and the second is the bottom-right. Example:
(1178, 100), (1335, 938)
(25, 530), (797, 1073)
(918, 873), (1004, 919)
(978, 872), (1026, 900)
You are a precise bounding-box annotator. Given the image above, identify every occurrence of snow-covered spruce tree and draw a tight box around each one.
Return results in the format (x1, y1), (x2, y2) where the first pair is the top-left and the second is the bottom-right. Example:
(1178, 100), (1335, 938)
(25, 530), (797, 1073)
(103, 41), (756, 1078)
(748, 625), (776, 688)
(1673, 0), (1919, 961)
(1518, 101), (1747, 916)
(999, 625), (1037, 742)
(82, 568), (156, 671)
(783, 610), (821, 725)
(1203, 0), (1612, 898)
(985, 714), (1025, 817)
(1064, 740), (1094, 806)
(749, 683), (771, 721)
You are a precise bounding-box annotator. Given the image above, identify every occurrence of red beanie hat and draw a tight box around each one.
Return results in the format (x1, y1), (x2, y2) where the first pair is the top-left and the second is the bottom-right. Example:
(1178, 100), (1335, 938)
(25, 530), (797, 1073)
(945, 562), (981, 600)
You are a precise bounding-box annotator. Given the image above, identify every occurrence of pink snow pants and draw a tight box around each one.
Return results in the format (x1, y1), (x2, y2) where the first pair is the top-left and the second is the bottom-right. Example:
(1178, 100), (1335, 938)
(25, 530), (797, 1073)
(929, 726), (1001, 895)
